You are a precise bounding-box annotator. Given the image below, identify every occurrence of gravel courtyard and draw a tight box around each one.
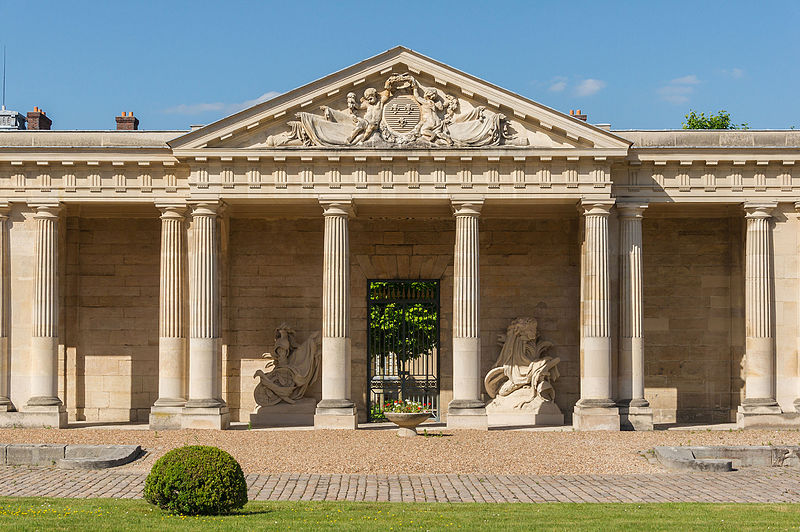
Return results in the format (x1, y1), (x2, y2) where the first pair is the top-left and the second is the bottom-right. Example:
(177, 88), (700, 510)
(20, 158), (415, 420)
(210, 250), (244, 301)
(2, 425), (798, 475)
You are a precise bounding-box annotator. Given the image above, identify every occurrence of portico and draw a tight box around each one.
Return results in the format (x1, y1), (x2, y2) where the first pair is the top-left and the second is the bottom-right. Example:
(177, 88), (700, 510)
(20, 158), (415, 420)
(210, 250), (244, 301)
(0, 47), (798, 431)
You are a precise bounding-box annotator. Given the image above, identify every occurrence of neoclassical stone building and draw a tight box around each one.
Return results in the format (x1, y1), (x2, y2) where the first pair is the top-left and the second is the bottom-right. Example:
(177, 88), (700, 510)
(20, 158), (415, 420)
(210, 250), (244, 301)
(0, 47), (798, 430)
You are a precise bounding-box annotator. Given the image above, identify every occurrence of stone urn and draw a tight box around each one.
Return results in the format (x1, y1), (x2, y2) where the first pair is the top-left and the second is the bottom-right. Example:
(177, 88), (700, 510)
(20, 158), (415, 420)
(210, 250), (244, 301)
(384, 412), (432, 437)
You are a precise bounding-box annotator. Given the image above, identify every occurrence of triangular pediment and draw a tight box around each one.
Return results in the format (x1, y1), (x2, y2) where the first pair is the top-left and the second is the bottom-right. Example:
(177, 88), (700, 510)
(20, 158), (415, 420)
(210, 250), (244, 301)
(169, 47), (630, 154)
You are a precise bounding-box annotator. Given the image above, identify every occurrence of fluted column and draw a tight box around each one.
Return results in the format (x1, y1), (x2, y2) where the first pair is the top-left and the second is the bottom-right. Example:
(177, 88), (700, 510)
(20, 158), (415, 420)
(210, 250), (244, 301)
(27, 205), (62, 408)
(741, 203), (779, 413)
(574, 200), (619, 431)
(617, 204), (652, 430)
(0, 207), (11, 412)
(182, 202), (228, 429)
(447, 199), (487, 429)
(315, 198), (357, 429)
(151, 205), (187, 428)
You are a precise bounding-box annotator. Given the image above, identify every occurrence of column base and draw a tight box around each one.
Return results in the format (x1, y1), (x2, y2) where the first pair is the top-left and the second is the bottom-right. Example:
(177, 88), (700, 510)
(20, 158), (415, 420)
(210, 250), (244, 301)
(0, 405), (67, 428)
(0, 398), (15, 412)
(573, 402), (620, 431)
(149, 405), (184, 430)
(446, 400), (488, 430)
(181, 405), (230, 430)
(736, 403), (792, 429)
(314, 401), (357, 430)
(619, 403), (653, 431)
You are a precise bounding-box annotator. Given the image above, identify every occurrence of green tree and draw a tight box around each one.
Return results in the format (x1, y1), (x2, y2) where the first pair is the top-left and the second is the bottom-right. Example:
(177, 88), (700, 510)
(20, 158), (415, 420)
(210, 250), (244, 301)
(682, 109), (748, 130)
(368, 281), (438, 364)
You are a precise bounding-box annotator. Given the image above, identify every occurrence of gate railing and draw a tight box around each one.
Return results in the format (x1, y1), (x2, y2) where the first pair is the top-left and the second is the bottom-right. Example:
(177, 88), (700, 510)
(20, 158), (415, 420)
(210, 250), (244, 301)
(367, 280), (440, 421)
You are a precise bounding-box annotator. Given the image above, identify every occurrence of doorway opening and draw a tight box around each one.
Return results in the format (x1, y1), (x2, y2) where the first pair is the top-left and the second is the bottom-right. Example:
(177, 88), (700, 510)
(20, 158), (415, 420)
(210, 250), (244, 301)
(366, 280), (440, 421)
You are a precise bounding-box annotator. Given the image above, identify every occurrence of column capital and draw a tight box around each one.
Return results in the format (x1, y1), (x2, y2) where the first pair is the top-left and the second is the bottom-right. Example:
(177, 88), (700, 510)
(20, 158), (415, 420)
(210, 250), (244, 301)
(451, 197), (484, 217)
(744, 202), (777, 219)
(320, 196), (354, 217)
(580, 198), (614, 216)
(158, 205), (187, 220)
(616, 203), (648, 218)
(189, 201), (222, 218)
(29, 203), (62, 219)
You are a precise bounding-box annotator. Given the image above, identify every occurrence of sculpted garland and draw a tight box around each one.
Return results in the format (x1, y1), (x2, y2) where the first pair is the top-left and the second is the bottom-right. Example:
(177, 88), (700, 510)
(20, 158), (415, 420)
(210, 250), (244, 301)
(265, 73), (527, 148)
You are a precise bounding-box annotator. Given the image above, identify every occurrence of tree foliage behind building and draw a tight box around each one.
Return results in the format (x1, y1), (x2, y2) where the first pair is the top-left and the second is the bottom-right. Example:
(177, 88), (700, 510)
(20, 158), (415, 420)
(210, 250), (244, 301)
(683, 110), (748, 130)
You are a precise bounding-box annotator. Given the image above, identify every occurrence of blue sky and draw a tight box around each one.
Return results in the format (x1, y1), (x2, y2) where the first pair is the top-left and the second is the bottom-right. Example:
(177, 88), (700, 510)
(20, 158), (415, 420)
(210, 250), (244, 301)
(1, 1), (798, 131)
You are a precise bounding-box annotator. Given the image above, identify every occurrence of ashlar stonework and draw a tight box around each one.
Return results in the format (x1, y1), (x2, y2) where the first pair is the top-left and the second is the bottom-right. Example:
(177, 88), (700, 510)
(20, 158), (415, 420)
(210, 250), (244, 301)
(0, 47), (798, 431)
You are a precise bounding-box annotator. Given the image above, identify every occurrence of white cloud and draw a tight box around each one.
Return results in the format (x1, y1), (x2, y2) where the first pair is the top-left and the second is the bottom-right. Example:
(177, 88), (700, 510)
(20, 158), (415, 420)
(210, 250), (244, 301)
(722, 67), (744, 79)
(548, 77), (567, 92)
(574, 78), (606, 97)
(670, 74), (700, 85)
(657, 75), (701, 104)
(163, 91), (281, 115)
(657, 85), (694, 104)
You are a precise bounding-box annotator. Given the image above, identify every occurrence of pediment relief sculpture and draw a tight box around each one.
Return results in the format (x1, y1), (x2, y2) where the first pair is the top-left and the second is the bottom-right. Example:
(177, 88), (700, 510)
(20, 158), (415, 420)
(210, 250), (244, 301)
(265, 73), (528, 149)
(253, 324), (321, 407)
(485, 318), (564, 425)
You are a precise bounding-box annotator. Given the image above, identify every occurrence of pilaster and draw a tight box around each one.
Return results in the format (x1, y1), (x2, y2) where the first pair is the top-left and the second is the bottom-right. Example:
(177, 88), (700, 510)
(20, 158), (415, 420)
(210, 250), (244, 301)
(617, 203), (652, 430)
(315, 197), (357, 429)
(447, 198), (487, 430)
(574, 199), (619, 431)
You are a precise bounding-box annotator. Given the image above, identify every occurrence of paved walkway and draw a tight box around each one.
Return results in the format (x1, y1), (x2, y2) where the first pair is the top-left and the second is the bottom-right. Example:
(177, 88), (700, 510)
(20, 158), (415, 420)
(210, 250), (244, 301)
(1, 466), (800, 503)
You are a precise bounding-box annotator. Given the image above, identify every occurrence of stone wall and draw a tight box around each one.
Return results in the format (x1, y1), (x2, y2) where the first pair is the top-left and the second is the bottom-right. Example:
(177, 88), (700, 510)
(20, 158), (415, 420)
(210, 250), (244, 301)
(66, 217), (160, 422)
(225, 215), (581, 423)
(225, 217), (324, 421)
(642, 216), (743, 424)
(480, 218), (581, 417)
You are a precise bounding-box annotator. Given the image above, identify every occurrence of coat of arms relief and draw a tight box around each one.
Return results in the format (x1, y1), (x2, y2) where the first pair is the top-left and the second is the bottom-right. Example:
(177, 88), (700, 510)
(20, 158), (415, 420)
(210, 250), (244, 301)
(265, 73), (528, 148)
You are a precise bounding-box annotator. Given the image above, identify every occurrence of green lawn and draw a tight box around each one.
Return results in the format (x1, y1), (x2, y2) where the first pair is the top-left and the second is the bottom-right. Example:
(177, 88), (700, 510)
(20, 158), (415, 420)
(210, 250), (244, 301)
(0, 498), (798, 531)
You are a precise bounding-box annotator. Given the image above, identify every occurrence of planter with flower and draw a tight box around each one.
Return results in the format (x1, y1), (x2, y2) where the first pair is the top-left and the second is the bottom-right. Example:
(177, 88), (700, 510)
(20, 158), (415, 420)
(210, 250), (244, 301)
(382, 399), (433, 436)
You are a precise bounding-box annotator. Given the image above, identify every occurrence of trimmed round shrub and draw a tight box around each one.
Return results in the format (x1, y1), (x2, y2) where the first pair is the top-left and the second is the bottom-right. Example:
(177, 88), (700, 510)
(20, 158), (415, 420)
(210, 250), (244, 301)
(144, 445), (248, 515)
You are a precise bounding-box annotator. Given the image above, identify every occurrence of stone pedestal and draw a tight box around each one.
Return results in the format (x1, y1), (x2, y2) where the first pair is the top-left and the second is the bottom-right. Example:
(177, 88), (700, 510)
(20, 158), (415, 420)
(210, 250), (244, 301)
(0, 405), (67, 428)
(251, 397), (316, 428)
(447, 200), (487, 430)
(487, 399), (564, 427)
(315, 199), (357, 429)
(619, 403), (654, 431)
(149, 406), (184, 430)
(737, 407), (800, 428)
(573, 403), (620, 431)
(314, 402), (358, 429)
(181, 405), (230, 430)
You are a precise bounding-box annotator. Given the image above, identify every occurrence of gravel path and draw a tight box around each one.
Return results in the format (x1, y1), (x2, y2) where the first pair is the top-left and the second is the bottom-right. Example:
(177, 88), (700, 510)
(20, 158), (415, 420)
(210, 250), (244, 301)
(2, 425), (799, 475)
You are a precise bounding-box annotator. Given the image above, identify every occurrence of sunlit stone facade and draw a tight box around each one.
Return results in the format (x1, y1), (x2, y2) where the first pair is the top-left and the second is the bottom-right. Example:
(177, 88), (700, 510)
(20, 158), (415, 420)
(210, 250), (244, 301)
(0, 48), (799, 431)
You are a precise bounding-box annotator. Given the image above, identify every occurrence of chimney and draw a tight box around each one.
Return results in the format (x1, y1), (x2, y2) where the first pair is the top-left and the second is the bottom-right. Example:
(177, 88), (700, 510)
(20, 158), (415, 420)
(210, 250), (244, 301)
(115, 111), (139, 131)
(27, 107), (52, 130)
(569, 109), (587, 121)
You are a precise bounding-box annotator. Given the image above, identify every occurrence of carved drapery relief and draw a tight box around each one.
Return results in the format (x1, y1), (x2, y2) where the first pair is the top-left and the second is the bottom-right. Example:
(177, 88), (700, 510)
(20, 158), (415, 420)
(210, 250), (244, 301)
(265, 73), (527, 148)
(484, 318), (561, 410)
(253, 324), (321, 407)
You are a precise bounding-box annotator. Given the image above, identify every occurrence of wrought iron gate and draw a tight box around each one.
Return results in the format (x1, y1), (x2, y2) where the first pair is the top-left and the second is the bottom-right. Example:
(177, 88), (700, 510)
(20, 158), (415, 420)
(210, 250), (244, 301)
(367, 280), (440, 421)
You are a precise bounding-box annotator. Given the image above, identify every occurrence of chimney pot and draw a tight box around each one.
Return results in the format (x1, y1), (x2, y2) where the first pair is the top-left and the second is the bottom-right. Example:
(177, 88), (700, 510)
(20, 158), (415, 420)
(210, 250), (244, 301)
(116, 111), (139, 130)
(27, 108), (52, 130)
